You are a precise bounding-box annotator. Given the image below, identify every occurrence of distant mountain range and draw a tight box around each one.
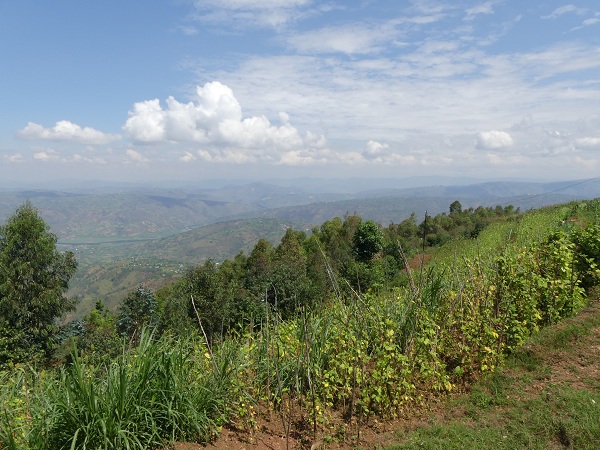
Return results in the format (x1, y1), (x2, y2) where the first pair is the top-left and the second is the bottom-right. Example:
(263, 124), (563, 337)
(1, 177), (597, 244)
(2, 176), (598, 319)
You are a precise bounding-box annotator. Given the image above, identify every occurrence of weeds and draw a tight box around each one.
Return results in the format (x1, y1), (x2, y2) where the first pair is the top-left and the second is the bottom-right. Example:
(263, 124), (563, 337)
(1, 331), (234, 449)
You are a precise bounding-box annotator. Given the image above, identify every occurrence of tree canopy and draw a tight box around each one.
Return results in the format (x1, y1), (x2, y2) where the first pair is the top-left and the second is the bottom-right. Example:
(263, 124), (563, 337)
(0, 202), (77, 365)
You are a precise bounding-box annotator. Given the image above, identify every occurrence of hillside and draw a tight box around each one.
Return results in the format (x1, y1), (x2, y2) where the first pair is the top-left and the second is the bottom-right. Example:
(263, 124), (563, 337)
(1, 177), (598, 244)
(2, 177), (595, 319)
(2, 197), (599, 450)
(0, 190), (264, 243)
(64, 217), (300, 317)
(190, 296), (600, 450)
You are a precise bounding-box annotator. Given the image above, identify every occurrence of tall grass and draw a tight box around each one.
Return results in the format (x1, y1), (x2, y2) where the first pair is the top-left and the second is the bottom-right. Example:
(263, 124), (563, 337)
(0, 331), (236, 449)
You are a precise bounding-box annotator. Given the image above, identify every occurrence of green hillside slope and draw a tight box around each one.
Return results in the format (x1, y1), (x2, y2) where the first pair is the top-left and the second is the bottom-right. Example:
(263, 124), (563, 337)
(64, 217), (300, 317)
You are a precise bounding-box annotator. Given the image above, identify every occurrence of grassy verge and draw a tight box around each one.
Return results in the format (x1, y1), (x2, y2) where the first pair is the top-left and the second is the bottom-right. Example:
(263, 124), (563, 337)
(385, 297), (600, 450)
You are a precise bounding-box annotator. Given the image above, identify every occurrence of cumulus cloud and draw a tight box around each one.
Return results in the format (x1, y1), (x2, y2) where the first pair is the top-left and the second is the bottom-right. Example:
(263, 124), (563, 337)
(124, 82), (326, 164)
(180, 151), (197, 162)
(124, 82), (241, 144)
(476, 130), (514, 149)
(17, 120), (120, 145)
(123, 100), (167, 143)
(33, 149), (59, 161)
(362, 140), (389, 160)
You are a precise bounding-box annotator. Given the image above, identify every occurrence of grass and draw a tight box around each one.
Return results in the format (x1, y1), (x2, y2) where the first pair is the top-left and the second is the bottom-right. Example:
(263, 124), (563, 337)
(0, 331), (235, 450)
(385, 298), (600, 450)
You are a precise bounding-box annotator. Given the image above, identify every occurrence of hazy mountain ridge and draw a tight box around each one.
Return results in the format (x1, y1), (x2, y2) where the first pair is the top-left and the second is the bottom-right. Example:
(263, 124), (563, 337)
(0, 191), (265, 243)
(2, 177), (598, 318)
(1, 177), (596, 245)
(354, 179), (600, 199)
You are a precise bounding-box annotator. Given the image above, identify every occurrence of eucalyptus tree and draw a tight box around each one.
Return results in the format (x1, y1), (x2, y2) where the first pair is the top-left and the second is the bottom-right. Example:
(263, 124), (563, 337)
(0, 201), (77, 364)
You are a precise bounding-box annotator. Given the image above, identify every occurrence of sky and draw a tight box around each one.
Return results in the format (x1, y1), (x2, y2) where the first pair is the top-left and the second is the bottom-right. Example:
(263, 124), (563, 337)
(1, 0), (599, 185)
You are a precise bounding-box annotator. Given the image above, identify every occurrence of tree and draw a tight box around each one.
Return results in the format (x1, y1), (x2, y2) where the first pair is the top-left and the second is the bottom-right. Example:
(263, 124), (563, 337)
(78, 300), (121, 364)
(353, 220), (384, 262)
(181, 260), (230, 341)
(396, 213), (419, 240)
(318, 216), (360, 263)
(245, 239), (275, 301)
(271, 228), (311, 315)
(449, 200), (463, 215)
(116, 286), (159, 342)
(0, 202), (77, 365)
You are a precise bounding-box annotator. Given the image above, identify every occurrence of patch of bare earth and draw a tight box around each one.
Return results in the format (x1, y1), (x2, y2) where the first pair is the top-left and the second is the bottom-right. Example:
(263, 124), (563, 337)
(173, 298), (600, 450)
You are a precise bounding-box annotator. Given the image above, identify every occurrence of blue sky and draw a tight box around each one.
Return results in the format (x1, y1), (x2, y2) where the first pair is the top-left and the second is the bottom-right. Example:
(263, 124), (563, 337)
(1, 0), (599, 185)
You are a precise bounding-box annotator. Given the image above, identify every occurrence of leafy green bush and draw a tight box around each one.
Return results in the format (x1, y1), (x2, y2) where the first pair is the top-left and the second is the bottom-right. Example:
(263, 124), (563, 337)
(571, 224), (600, 290)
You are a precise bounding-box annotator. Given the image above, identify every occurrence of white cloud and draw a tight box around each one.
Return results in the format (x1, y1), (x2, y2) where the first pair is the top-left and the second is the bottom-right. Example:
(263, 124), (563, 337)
(12, 146), (109, 165)
(282, 148), (366, 166)
(287, 23), (392, 55)
(191, 0), (313, 29)
(584, 17), (600, 26)
(575, 137), (600, 148)
(126, 149), (149, 163)
(124, 81), (326, 164)
(196, 147), (256, 164)
(8, 1), (600, 182)
(476, 130), (514, 149)
(177, 25), (198, 36)
(571, 17), (600, 31)
(33, 149), (59, 161)
(68, 153), (107, 165)
(5, 153), (24, 163)
(124, 82), (241, 143)
(17, 120), (120, 145)
(123, 99), (167, 143)
(464, 1), (497, 21)
(485, 152), (529, 166)
(362, 140), (389, 160)
(542, 4), (587, 19)
(180, 151), (197, 162)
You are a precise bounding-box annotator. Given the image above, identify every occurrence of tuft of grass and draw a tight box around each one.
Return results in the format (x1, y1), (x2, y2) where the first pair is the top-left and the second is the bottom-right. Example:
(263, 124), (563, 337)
(28, 330), (232, 450)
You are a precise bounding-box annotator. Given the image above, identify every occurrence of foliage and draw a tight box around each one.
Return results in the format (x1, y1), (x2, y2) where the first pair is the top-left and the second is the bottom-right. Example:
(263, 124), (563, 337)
(386, 297), (600, 450)
(76, 300), (122, 366)
(116, 286), (159, 342)
(2, 198), (599, 448)
(1, 331), (234, 449)
(144, 201), (522, 341)
(353, 220), (384, 262)
(0, 202), (77, 366)
(571, 224), (600, 290)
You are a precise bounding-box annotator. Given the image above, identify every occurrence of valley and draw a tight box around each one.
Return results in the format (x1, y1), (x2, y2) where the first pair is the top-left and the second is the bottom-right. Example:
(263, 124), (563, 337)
(2, 176), (598, 318)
